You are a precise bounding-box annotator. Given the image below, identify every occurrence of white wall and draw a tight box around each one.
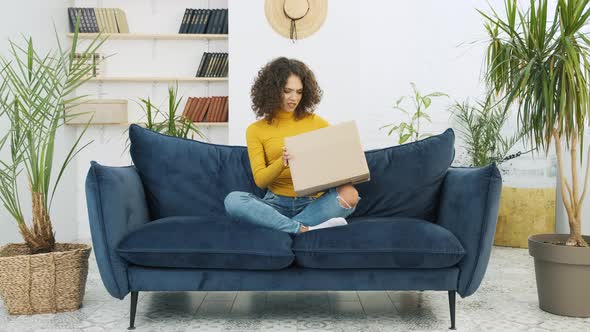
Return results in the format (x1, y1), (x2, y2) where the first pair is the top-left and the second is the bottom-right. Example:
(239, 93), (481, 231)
(229, 0), (492, 148)
(3, 0), (585, 246)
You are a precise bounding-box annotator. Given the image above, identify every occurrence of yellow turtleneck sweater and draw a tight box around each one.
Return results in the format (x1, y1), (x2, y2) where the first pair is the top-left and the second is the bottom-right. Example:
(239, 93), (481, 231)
(246, 109), (330, 198)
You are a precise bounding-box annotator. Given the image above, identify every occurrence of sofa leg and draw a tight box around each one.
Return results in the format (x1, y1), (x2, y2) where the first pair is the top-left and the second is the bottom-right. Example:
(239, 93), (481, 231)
(448, 290), (456, 330)
(128, 291), (139, 330)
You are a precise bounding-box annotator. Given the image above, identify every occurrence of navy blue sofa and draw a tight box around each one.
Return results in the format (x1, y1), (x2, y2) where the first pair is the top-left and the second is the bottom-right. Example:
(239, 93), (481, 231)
(85, 124), (502, 330)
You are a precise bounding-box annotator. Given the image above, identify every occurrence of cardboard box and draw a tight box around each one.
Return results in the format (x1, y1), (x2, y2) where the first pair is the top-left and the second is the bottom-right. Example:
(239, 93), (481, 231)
(284, 120), (370, 196)
(66, 99), (128, 125)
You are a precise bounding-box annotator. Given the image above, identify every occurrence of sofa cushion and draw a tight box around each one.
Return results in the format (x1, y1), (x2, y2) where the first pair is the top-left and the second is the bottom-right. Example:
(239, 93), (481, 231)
(129, 124), (265, 220)
(350, 129), (454, 221)
(116, 216), (294, 270)
(292, 217), (465, 269)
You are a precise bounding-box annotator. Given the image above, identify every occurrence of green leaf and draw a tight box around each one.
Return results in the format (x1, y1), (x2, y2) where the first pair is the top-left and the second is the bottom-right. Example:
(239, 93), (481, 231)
(399, 133), (411, 144)
(423, 96), (432, 109)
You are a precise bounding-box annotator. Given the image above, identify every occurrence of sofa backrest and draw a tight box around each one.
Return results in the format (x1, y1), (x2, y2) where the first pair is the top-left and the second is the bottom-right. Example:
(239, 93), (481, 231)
(350, 129), (455, 221)
(129, 124), (454, 222)
(129, 125), (264, 220)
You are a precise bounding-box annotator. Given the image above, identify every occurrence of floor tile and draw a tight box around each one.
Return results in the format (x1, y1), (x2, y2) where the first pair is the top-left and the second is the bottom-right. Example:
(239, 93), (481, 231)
(0, 245), (588, 331)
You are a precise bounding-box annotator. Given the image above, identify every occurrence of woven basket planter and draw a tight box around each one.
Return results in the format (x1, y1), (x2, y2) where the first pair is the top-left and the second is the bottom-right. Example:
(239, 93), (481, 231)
(0, 243), (92, 315)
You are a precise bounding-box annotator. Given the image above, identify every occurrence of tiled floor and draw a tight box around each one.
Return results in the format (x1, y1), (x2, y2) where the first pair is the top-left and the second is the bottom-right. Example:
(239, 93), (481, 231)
(0, 246), (589, 331)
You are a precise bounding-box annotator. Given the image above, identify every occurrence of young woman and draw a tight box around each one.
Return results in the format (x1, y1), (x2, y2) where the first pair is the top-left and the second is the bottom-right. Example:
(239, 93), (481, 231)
(224, 57), (360, 234)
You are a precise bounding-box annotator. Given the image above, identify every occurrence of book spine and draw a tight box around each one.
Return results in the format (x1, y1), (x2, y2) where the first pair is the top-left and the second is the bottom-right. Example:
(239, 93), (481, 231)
(200, 9), (210, 34)
(221, 53), (229, 77)
(191, 9), (205, 33)
(191, 98), (204, 122)
(205, 97), (218, 122)
(114, 9), (130, 33)
(214, 8), (224, 34)
(221, 97), (229, 122)
(179, 8), (190, 33)
(207, 53), (219, 78)
(107, 8), (117, 33)
(196, 52), (208, 77)
(214, 97), (224, 122)
(79, 8), (88, 33)
(205, 9), (216, 34)
(182, 97), (194, 119)
(212, 53), (223, 77)
(219, 53), (228, 77)
(214, 53), (224, 78)
(194, 98), (204, 122)
(188, 9), (199, 34)
(95, 8), (104, 33)
(220, 53), (228, 77)
(206, 97), (217, 122)
(89, 8), (100, 33)
(199, 98), (212, 122)
(68, 8), (76, 33)
(222, 9), (228, 34)
(203, 53), (215, 77)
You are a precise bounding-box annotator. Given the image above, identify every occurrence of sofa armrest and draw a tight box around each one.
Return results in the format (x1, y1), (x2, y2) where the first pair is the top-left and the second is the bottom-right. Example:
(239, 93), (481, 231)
(85, 161), (150, 299)
(437, 163), (502, 298)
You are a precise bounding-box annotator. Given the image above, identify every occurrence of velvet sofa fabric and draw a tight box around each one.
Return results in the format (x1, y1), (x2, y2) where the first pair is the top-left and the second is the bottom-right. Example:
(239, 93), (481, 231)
(350, 129), (455, 221)
(436, 164), (502, 297)
(86, 125), (502, 302)
(85, 161), (150, 299)
(293, 217), (465, 269)
(127, 266), (460, 292)
(116, 216), (294, 270)
(128, 124), (264, 220)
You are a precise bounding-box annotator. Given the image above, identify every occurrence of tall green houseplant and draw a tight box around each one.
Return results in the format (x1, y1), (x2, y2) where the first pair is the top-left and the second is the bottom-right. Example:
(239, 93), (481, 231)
(0, 25), (106, 253)
(480, 0), (589, 247)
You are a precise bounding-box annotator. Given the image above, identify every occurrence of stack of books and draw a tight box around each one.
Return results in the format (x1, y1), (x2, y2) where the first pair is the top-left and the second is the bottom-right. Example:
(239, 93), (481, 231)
(182, 96), (228, 123)
(196, 53), (228, 78)
(73, 53), (102, 78)
(179, 8), (228, 34)
(68, 8), (129, 33)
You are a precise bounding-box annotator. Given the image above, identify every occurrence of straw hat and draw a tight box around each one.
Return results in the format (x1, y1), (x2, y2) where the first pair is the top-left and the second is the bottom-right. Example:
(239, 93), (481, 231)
(264, 0), (328, 41)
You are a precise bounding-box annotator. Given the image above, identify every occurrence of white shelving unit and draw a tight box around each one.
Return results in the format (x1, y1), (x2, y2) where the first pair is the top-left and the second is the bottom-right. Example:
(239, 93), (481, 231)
(68, 33), (228, 40)
(69, 1), (229, 143)
(87, 77), (228, 82)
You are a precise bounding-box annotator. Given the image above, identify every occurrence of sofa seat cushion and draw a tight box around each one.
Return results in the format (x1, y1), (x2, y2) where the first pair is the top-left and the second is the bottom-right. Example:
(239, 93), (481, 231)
(117, 216), (294, 270)
(293, 217), (465, 269)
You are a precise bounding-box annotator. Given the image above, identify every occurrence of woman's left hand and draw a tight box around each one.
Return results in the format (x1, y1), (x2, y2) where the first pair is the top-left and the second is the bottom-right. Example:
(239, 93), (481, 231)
(282, 146), (292, 167)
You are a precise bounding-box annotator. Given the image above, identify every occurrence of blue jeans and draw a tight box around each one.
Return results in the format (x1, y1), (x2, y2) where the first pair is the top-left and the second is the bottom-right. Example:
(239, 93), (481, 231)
(224, 188), (360, 234)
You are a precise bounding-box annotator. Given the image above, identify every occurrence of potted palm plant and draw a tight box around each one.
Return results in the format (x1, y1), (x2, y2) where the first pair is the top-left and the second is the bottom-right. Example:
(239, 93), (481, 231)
(0, 19), (105, 314)
(480, 0), (590, 317)
(451, 94), (555, 249)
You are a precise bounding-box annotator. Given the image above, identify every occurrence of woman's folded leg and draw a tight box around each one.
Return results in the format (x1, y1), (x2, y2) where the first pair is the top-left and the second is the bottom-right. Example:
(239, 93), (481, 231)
(223, 191), (302, 234)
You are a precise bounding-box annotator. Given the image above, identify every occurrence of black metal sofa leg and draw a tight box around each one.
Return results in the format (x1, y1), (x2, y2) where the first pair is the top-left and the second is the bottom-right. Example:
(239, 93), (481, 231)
(448, 290), (456, 330)
(128, 291), (139, 330)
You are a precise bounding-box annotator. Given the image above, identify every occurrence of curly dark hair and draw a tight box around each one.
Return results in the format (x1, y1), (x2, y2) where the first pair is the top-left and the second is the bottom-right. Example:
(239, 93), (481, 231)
(250, 57), (323, 124)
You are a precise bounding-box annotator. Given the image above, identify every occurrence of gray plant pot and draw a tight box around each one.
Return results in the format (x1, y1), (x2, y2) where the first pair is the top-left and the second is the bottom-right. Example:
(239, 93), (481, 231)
(528, 234), (590, 317)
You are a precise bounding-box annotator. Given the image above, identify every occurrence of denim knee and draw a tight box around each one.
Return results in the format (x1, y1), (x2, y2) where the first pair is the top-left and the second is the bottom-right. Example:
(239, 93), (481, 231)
(224, 191), (247, 217)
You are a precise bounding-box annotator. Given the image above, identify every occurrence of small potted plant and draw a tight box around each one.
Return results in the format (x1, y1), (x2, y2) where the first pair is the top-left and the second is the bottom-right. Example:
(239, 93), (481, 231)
(0, 19), (105, 314)
(481, 0), (590, 317)
(380, 82), (448, 144)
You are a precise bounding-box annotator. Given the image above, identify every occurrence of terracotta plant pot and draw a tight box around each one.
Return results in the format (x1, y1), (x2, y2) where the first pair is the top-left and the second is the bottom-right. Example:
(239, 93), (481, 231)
(0, 243), (91, 315)
(528, 234), (590, 317)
